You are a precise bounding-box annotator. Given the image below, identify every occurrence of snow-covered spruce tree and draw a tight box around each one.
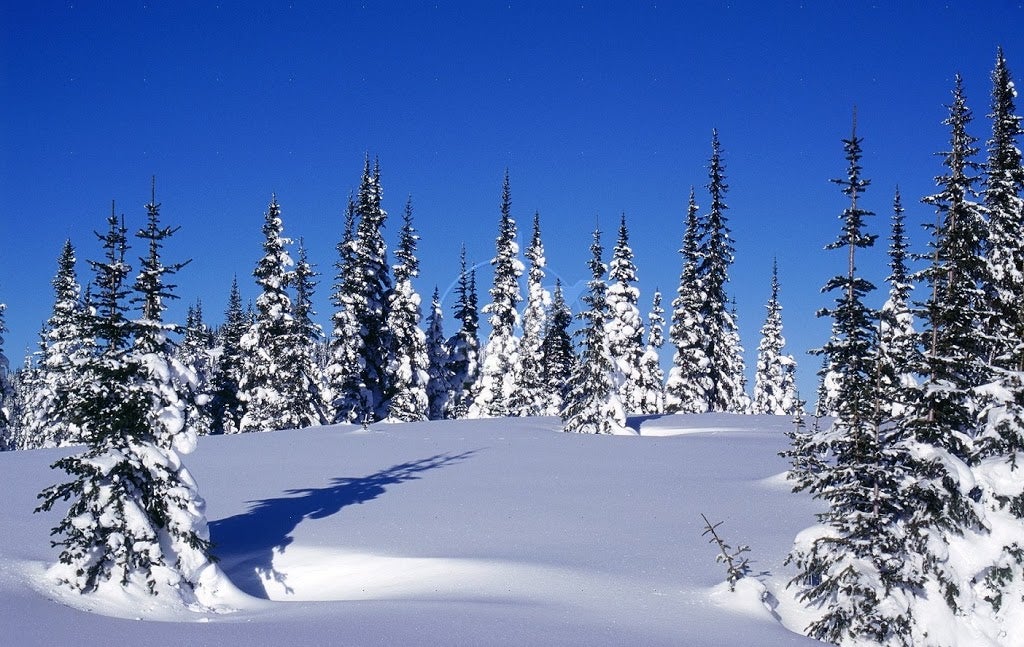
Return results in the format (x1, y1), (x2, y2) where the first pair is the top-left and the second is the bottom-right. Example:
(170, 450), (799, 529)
(666, 188), (711, 413)
(635, 290), (666, 414)
(894, 76), (995, 624)
(983, 47), (1024, 372)
(175, 301), (215, 436)
(604, 213), (646, 414)
(913, 74), (991, 464)
(698, 131), (748, 412)
(331, 161), (394, 422)
(131, 180), (199, 450)
(425, 287), (453, 420)
(510, 211), (550, 416)
(354, 160), (394, 421)
(238, 195), (300, 432)
(786, 117), (920, 644)
(976, 48), (1024, 510)
(751, 260), (798, 415)
(876, 189), (917, 420)
(18, 240), (96, 448)
(976, 53), (1024, 613)
(384, 198), (430, 422)
(208, 277), (248, 434)
(446, 247), (480, 418)
(284, 239), (328, 427)
(325, 196), (363, 423)
(470, 171), (523, 418)
(36, 205), (218, 603)
(4, 357), (33, 451)
(540, 279), (576, 416)
(560, 227), (628, 435)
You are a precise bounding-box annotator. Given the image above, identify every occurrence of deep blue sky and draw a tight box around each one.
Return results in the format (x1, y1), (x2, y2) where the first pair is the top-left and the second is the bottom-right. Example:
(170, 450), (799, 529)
(2, 1), (1022, 401)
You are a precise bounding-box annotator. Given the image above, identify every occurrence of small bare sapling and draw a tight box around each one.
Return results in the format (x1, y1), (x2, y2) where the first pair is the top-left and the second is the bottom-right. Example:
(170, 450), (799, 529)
(700, 513), (751, 591)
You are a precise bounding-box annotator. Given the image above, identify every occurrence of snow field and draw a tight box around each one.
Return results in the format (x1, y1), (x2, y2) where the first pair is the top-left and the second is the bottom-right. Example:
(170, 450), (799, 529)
(2, 414), (823, 645)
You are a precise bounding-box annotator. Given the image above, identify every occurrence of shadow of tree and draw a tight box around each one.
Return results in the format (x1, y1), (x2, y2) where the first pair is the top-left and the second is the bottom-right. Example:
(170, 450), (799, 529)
(209, 450), (478, 598)
(625, 414), (673, 434)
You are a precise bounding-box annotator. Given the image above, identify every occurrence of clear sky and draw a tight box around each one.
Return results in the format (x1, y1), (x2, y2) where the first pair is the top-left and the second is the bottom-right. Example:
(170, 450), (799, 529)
(2, 1), (1022, 402)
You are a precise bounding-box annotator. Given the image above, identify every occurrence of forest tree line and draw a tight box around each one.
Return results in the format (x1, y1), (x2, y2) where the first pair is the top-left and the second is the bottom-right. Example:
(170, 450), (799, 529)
(0, 129), (799, 449)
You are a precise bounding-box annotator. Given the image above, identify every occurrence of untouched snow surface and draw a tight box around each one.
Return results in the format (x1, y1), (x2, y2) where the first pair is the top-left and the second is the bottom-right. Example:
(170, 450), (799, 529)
(1, 414), (825, 646)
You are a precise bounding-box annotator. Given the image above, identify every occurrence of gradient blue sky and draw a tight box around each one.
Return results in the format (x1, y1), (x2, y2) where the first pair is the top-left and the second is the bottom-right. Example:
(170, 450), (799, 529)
(2, 1), (1022, 401)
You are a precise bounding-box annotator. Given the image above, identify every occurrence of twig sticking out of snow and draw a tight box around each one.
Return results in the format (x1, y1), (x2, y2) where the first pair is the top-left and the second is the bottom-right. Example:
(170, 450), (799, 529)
(700, 513), (751, 592)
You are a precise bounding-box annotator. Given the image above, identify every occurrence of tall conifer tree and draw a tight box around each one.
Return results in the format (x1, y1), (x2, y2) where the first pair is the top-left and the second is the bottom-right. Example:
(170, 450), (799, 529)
(132, 180), (198, 449)
(447, 247), (480, 418)
(384, 198), (429, 422)
(785, 116), (918, 643)
(560, 227), (628, 435)
(425, 287), (453, 420)
(511, 212), (550, 416)
(698, 131), (748, 412)
(605, 213), (646, 413)
(470, 171), (523, 417)
(666, 188), (710, 412)
(541, 279), (575, 416)
(284, 239), (327, 427)
(37, 203), (217, 604)
(326, 196), (363, 423)
(238, 196), (299, 432)
(19, 240), (95, 448)
(636, 290), (666, 414)
(751, 260), (797, 415)
(209, 277), (248, 434)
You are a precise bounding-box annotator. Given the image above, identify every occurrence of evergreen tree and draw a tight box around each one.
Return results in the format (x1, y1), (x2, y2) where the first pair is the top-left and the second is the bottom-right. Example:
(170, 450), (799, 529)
(178, 301), (215, 385)
(332, 161), (393, 422)
(36, 204), (218, 605)
(4, 357), (33, 451)
(238, 195), (300, 432)
(977, 47), (1024, 485)
(176, 301), (216, 437)
(446, 247), (480, 418)
(19, 240), (95, 448)
(983, 47), (1024, 372)
(604, 213), (646, 413)
(470, 171), (523, 418)
(560, 227), (628, 435)
(425, 287), (453, 420)
(284, 239), (327, 427)
(510, 211), (550, 416)
(876, 189), (917, 420)
(325, 196), (363, 423)
(634, 290), (666, 414)
(208, 277), (248, 434)
(384, 198), (430, 422)
(751, 260), (798, 415)
(132, 179), (190, 351)
(915, 74), (991, 462)
(131, 181), (198, 450)
(698, 131), (748, 412)
(540, 279), (575, 416)
(666, 188), (711, 412)
(895, 76), (991, 617)
(785, 117), (919, 644)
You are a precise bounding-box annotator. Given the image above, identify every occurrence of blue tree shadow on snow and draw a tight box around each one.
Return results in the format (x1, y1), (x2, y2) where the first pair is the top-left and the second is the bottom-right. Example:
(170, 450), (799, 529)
(209, 450), (478, 598)
(625, 413), (673, 434)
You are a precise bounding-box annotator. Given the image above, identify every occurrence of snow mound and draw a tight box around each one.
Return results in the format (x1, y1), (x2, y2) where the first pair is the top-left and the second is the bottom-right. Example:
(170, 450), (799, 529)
(255, 545), (571, 603)
(708, 577), (776, 622)
(21, 559), (254, 621)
